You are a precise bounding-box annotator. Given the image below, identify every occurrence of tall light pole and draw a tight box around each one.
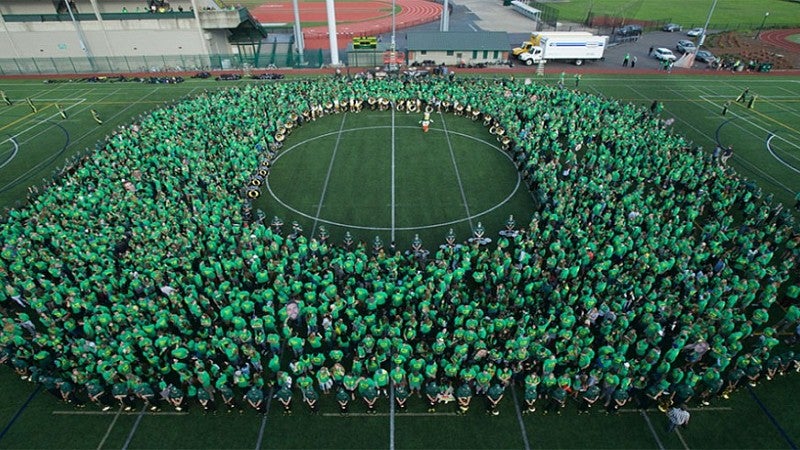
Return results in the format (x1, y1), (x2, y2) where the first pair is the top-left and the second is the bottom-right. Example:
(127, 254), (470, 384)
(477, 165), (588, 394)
(755, 12), (769, 40)
(696, 0), (718, 50)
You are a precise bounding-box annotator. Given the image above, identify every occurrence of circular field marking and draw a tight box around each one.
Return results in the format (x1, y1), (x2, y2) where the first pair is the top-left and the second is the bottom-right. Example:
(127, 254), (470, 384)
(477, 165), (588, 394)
(0, 136), (20, 170)
(264, 124), (521, 231)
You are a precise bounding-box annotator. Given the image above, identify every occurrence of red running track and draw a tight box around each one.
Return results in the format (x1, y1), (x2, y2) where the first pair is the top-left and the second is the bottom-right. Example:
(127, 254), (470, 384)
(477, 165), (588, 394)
(251, 0), (442, 49)
(759, 28), (800, 53)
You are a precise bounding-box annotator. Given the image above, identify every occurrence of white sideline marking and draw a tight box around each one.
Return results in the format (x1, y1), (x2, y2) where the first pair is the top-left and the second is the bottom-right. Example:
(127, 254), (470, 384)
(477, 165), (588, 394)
(120, 405), (146, 450)
(390, 104), (397, 243)
(439, 111), (474, 231)
(310, 113), (348, 238)
(322, 412), (459, 417)
(640, 409), (666, 450)
(676, 428), (690, 450)
(53, 410), (188, 416)
(510, 387), (531, 450)
(95, 406), (123, 450)
(389, 380), (395, 450)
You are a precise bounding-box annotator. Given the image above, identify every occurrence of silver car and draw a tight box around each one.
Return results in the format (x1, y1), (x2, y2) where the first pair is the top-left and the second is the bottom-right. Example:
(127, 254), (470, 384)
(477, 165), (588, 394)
(676, 40), (696, 53)
(654, 48), (677, 61)
(695, 50), (717, 63)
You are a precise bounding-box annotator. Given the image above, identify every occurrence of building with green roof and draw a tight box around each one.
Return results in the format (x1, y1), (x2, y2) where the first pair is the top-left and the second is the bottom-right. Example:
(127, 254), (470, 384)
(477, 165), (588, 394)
(406, 31), (510, 66)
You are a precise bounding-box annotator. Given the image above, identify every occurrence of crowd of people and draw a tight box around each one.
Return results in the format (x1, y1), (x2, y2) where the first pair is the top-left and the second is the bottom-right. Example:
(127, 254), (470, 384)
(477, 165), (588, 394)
(1, 75), (799, 416)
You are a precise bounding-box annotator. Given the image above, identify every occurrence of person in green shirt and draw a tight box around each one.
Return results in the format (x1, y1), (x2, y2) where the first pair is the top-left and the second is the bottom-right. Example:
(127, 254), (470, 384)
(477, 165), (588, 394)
(523, 383), (537, 414)
(303, 387), (319, 414)
(395, 382), (410, 411)
(218, 384), (237, 412)
(276, 385), (293, 415)
(86, 379), (110, 411)
(425, 381), (439, 412)
(168, 385), (185, 412)
(455, 383), (472, 415)
(197, 387), (213, 413)
(135, 382), (159, 412)
(336, 387), (350, 415)
(486, 383), (504, 416)
(245, 385), (264, 413)
(112, 380), (131, 411)
(579, 384), (600, 414)
(362, 385), (379, 414)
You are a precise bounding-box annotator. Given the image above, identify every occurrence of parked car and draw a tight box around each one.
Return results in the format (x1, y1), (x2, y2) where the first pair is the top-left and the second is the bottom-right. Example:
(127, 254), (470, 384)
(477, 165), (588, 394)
(695, 50), (717, 63)
(676, 40), (696, 53)
(616, 24), (643, 37)
(687, 27), (704, 37)
(653, 48), (677, 61)
(662, 23), (682, 32)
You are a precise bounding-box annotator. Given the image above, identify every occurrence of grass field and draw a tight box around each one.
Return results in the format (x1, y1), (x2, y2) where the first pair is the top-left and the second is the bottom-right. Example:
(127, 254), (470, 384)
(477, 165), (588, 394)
(535, 0), (798, 29)
(1, 72), (800, 449)
(260, 109), (534, 246)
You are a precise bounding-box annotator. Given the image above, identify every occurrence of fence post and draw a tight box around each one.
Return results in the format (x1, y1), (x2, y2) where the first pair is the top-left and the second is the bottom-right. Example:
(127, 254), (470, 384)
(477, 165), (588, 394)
(31, 58), (41, 75)
(51, 57), (59, 74)
(124, 55), (132, 72)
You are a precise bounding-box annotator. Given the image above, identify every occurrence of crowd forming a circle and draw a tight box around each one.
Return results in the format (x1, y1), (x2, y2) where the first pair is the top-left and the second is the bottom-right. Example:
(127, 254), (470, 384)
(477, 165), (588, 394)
(1, 76), (799, 413)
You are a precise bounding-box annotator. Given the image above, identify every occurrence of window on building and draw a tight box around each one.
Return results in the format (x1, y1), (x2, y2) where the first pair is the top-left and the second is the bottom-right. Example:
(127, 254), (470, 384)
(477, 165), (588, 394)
(472, 51), (478, 59)
(421, 50), (427, 55)
(493, 51), (499, 59)
(446, 50), (454, 56)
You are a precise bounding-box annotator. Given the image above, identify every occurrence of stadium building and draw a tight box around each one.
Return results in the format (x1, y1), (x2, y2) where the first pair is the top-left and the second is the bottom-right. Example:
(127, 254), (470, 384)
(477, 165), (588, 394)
(0, 0), (266, 71)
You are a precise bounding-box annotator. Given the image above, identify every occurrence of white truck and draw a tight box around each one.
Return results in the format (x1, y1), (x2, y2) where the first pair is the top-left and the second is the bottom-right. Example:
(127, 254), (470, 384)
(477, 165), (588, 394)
(517, 34), (608, 66)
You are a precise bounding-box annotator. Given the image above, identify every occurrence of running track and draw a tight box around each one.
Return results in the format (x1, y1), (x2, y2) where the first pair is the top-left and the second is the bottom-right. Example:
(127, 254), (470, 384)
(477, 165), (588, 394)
(759, 28), (800, 53)
(250, 0), (442, 49)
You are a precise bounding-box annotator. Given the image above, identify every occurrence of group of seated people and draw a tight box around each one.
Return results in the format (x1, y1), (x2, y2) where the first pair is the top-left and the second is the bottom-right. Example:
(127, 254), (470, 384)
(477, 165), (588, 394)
(1, 75), (798, 416)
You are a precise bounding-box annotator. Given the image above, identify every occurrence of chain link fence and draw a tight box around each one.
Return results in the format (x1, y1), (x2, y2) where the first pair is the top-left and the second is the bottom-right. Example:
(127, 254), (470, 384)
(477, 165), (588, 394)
(0, 51), (327, 76)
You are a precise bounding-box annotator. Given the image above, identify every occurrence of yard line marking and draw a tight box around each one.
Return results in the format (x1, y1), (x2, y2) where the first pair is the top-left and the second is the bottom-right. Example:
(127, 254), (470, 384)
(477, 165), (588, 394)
(254, 386), (275, 450)
(0, 86), (167, 193)
(53, 410), (189, 416)
(639, 409), (665, 450)
(439, 111), (474, 231)
(696, 88), (800, 152)
(642, 84), (797, 194)
(510, 387), (531, 450)
(322, 412), (459, 417)
(676, 428), (690, 450)
(310, 112), (348, 238)
(120, 405), (146, 450)
(30, 98), (90, 102)
(0, 99), (86, 145)
(619, 406), (732, 413)
(390, 103), (397, 243)
(96, 405), (123, 450)
(767, 133), (800, 174)
(746, 385), (799, 450)
(0, 106), (52, 132)
(0, 384), (41, 443)
(389, 377), (396, 450)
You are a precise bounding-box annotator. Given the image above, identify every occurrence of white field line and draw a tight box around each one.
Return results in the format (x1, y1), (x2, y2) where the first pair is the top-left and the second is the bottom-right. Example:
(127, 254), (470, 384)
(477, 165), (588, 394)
(310, 113), (348, 238)
(439, 110), (474, 232)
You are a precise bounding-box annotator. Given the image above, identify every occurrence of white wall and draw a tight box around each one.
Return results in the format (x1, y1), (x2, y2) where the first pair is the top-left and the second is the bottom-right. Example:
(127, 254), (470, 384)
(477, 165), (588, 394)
(0, 20), (231, 58)
(409, 50), (508, 65)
